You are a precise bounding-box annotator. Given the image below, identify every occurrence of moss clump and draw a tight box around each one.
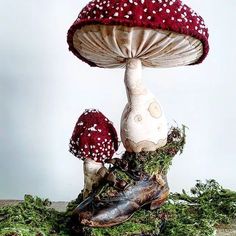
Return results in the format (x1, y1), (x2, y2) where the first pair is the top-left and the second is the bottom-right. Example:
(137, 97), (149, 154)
(158, 179), (236, 236)
(0, 195), (69, 236)
(122, 125), (186, 176)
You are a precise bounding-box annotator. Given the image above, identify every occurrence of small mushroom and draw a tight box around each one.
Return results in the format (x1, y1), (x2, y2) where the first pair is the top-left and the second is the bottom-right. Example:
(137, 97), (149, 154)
(67, 0), (209, 152)
(69, 109), (118, 198)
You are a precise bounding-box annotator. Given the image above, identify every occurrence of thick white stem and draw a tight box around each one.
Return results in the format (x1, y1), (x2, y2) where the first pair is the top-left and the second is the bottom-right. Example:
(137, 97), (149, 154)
(121, 58), (168, 152)
(124, 58), (146, 103)
(83, 159), (103, 199)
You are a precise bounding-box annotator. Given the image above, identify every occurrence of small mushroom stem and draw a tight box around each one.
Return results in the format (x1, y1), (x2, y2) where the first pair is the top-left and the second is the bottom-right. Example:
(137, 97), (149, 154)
(83, 159), (103, 199)
(120, 58), (168, 152)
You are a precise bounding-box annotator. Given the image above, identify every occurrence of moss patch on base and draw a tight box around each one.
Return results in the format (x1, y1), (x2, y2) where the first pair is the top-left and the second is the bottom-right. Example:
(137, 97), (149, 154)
(122, 125), (186, 176)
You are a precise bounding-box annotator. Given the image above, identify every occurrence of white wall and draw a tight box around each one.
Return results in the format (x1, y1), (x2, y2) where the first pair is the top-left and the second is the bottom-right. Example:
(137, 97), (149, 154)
(0, 0), (235, 201)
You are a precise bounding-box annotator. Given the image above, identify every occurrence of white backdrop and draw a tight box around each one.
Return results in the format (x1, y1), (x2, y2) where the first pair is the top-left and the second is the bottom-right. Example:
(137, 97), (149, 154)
(0, 0), (235, 201)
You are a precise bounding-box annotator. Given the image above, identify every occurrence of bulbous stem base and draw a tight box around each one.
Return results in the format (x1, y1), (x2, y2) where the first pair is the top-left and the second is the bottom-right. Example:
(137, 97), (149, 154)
(120, 58), (168, 152)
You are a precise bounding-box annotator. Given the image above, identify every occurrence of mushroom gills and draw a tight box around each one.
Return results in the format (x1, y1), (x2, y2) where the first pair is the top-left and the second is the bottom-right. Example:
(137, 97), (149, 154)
(73, 25), (203, 68)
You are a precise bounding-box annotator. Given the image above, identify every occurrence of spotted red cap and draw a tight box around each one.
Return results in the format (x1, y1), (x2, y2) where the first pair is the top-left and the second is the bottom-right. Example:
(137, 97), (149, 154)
(67, 0), (209, 67)
(69, 109), (118, 162)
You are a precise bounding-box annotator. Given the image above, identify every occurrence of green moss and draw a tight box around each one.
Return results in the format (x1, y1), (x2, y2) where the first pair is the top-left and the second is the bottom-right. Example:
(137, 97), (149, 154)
(122, 125), (186, 176)
(0, 195), (69, 236)
(158, 180), (236, 236)
(1, 180), (236, 236)
(89, 210), (161, 236)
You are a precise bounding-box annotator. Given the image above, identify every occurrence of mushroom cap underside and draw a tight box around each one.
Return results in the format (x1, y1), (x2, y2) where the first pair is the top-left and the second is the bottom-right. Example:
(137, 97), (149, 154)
(67, 0), (209, 67)
(71, 24), (203, 68)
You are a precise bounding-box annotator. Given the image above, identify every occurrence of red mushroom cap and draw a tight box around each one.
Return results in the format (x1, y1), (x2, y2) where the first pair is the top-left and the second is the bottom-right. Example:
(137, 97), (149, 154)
(69, 109), (118, 162)
(68, 0), (209, 67)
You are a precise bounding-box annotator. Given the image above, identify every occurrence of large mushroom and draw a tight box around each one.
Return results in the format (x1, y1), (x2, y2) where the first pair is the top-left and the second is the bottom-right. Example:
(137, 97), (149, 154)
(69, 109), (118, 198)
(67, 0), (209, 153)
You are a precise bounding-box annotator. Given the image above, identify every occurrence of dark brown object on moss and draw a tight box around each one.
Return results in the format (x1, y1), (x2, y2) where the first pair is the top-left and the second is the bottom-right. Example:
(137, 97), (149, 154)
(70, 126), (186, 228)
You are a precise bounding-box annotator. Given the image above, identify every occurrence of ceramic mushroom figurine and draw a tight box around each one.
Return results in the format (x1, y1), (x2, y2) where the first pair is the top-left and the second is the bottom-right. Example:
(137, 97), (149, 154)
(69, 109), (118, 198)
(67, 0), (209, 153)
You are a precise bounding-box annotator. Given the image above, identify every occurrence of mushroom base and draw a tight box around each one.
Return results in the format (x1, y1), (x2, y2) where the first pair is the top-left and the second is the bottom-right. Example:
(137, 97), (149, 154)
(121, 58), (168, 152)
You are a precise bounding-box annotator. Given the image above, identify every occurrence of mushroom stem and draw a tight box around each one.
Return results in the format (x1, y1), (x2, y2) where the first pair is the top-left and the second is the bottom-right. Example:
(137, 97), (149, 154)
(120, 58), (168, 152)
(83, 159), (103, 199)
(124, 58), (146, 103)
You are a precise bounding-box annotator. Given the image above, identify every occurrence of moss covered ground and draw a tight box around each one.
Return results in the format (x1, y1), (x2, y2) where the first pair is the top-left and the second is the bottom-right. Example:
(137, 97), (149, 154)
(1, 127), (236, 235)
(1, 180), (236, 236)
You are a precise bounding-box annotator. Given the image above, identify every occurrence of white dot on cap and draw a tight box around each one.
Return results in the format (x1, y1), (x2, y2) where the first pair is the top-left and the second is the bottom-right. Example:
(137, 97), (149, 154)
(166, 9), (170, 13)
(147, 16), (151, 20)
(114, 12), (119, 16)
